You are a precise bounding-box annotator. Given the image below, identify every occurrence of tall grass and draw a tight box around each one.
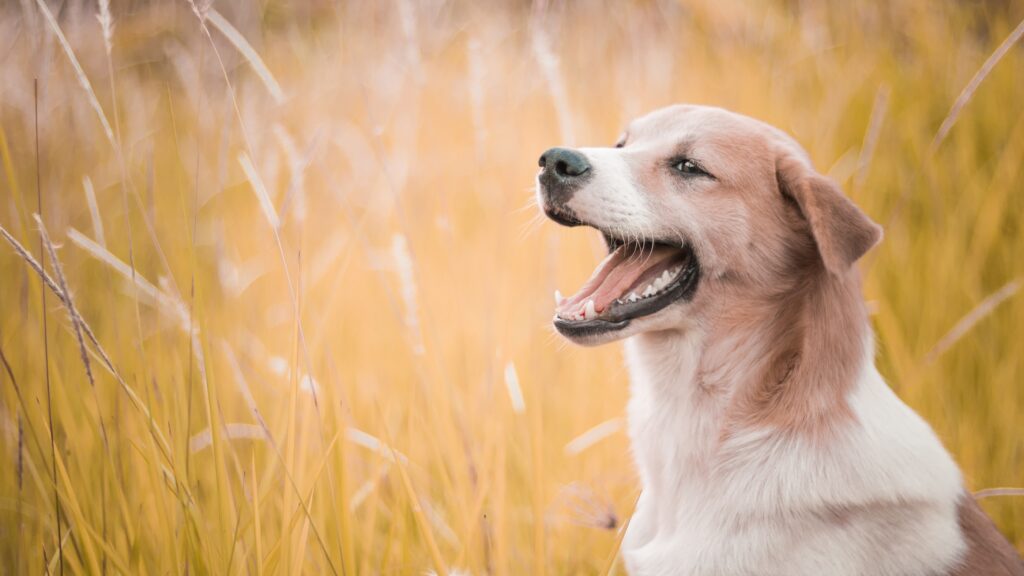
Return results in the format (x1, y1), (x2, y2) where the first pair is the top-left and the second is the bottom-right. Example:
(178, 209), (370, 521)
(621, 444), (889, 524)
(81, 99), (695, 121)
(1, 1), (1022, 573)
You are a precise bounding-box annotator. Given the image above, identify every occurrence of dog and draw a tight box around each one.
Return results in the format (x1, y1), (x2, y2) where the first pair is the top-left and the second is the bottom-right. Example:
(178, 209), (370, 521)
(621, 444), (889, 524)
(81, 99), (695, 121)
(536, 105), (1023, 575)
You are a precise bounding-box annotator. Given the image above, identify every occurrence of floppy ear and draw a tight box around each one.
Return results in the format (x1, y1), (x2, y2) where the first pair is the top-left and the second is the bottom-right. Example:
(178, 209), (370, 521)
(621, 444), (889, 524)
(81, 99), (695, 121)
(776, 153), (882, 275)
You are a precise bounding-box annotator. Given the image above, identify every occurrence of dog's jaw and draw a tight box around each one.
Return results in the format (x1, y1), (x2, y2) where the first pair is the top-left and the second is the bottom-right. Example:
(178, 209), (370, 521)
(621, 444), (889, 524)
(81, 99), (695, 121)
(551, 241), (702, 345)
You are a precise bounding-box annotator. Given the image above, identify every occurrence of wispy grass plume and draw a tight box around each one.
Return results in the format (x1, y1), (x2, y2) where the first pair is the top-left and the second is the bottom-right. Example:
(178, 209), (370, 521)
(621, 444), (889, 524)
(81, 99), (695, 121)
(924, 279), (1021, 364)
(67, 227), (192, 333)
(96, 0), (114, 56)
(503, 361), (525, 415)
(189, 423), (267, 454)
(391, 234), (425, 356)
(564, 418), (623, 457)
(206, 9), (286, 104)
(239, 152), (280, 229)
(931, 17), (1024, 151)
(34, 215), (95, 388)
(34, 0), (115, 145)
(81, 176), (106, 247)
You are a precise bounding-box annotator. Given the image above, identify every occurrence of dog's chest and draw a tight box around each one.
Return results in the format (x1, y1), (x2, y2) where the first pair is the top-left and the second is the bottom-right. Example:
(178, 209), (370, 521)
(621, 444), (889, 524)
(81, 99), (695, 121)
(624, 333), (724, 500)
(620, 337), (966, 576)
(623, 401), (809, 575)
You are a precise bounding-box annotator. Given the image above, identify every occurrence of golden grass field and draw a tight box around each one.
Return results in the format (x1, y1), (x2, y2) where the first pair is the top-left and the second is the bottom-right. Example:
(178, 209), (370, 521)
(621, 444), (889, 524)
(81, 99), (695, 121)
(0, 1), (1022, 573)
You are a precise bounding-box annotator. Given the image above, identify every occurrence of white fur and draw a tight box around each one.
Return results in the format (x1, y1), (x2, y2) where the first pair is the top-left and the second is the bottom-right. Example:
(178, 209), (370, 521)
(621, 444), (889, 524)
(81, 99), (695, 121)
(621, 332), (965, 576)
(572, 147), (657, 238)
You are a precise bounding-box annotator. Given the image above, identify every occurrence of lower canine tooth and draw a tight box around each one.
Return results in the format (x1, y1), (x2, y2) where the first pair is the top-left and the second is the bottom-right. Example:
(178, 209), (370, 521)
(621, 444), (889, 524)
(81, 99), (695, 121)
(555, 290), (563, 305)
(584, 300), (596, 319)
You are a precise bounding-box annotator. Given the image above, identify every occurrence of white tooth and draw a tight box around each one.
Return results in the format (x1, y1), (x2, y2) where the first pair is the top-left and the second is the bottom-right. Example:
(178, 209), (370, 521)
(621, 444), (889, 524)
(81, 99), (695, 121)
(662, 270), (672, 281)
(643, 285), (656, 297)
(555, 290), (563, 305)
(628, 292), (639, 302)
(584, 300), (596, 319)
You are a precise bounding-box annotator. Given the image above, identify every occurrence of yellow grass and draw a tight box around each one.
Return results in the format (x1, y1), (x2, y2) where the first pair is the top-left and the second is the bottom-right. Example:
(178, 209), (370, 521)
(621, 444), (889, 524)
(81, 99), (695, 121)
(1, 1), (1022, 573)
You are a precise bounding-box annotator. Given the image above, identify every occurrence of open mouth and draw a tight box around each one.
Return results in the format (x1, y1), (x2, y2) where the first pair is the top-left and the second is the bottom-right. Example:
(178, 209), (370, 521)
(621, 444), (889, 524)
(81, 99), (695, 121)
(553, 235), (700, 338)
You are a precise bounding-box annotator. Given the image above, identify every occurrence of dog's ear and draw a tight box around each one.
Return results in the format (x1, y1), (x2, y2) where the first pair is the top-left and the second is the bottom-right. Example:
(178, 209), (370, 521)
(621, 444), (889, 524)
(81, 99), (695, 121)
(776, 153), (882, 275)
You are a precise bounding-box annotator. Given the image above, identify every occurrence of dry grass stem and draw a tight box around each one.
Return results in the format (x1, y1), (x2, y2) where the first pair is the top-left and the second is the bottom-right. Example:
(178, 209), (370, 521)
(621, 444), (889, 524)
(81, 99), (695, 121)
(206, 9), (286, 105)
(34, 0), (115, 145)
(931, 17), (1024, 151)
(925, 279), (1021, 364)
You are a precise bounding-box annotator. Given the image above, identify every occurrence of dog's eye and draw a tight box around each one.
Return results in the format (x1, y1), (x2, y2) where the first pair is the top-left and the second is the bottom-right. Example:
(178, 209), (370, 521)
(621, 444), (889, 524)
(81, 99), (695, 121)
(672, 159), (708, 177)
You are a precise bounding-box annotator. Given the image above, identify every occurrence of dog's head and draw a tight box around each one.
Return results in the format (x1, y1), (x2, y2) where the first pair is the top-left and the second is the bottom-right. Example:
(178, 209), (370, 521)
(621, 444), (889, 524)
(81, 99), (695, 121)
(537, 105), (882, 346)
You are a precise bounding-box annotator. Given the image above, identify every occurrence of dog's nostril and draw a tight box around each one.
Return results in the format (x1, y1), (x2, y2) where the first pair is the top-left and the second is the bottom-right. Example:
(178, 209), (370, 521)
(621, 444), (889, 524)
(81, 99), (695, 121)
(539, 147), (590, 179)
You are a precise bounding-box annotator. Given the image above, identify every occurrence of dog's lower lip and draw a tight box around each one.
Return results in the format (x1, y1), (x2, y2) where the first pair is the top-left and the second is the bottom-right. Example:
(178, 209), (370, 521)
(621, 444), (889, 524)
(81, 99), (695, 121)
(543, 207), (584, 227)
(553, 316), (631, 339)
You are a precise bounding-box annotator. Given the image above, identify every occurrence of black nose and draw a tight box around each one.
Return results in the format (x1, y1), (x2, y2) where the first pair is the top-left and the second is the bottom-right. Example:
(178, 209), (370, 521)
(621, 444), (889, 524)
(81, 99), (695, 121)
(539, 147), (591, 179)
(538, 147), (592, 225)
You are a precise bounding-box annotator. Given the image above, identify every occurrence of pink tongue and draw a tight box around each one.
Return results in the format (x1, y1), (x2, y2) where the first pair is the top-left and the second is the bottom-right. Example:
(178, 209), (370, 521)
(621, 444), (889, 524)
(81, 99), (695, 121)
(556, 244), (680, 316)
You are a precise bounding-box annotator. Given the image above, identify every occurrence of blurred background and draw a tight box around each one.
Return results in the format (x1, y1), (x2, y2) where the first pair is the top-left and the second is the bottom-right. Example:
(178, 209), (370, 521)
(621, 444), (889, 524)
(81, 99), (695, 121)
(1, 0), (1022, 573)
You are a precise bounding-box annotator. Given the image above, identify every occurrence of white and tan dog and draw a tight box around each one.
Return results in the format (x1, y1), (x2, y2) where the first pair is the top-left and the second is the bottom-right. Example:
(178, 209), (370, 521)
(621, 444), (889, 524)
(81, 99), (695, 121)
(536, 105), (1023, 575)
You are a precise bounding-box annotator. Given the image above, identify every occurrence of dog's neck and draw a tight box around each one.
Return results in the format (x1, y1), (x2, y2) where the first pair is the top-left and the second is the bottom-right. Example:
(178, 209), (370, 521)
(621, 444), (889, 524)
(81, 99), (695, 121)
(626, 264), (871, 446)
(621, 267), (972, 575)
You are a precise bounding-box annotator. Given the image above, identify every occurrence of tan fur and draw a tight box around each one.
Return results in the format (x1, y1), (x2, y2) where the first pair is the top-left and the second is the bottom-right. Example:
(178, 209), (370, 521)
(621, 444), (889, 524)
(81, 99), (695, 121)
(948, 494), (1024, 575)
(715, 151), (881, 435)
(775, 153), (883, 275)
(710, 266), (866, 438)
(628, 114), (876, 437)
